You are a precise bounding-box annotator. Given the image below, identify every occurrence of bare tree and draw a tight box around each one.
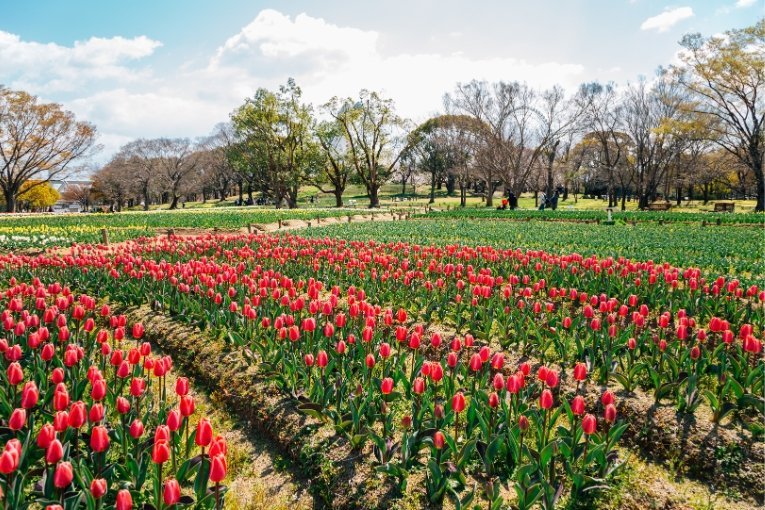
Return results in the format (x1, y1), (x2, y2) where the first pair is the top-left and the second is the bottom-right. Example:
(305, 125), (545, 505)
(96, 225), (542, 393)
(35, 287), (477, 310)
(325, 90), (409, 208)
(0, 88), (98, 211)
(624, 75), (691, 209)
(91, 157), (134, 211)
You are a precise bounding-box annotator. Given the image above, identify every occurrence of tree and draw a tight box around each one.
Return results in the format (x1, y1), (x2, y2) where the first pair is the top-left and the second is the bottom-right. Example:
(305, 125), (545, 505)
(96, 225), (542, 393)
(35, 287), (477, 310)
(61, 183), (94, 210)
(17, 180), (60, 211)
(199, 123), (238, 202)
(312, 120), (351, 207)
(325, 90), (409, 208)
(232, 80), (315, 208)
(624, 75), (691, 209)
(675, 20), (765, 211)
(150, 138), (199, 209)
(575, 83), (628, 207)
(117, 140), (157, 210)
(0, 88), (97, 212)
(92, 158), (132, 211)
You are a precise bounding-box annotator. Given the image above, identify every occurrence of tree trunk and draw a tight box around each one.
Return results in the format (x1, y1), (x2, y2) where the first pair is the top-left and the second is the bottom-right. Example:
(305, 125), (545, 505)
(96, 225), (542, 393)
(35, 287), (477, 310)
(703, 184), (710, 205)
(401, 177), (407, 196)
(621, 189), (626, 211)
(369, 184), (380, 208)
(2, 187), (16, 213)
(446, 174), (456, 196)
(754, 153), (764, 212)
(142, 187), (150, 211)
(485, 181), (496, 207)
(334, 188), (344, 208)
(169, 195), (180, 210)
(429, 173), (436, 204)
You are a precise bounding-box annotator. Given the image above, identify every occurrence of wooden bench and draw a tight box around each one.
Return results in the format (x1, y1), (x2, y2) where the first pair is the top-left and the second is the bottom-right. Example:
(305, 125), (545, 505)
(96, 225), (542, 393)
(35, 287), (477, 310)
(714, 202), (735, 213)
(647, 202), (671, 211)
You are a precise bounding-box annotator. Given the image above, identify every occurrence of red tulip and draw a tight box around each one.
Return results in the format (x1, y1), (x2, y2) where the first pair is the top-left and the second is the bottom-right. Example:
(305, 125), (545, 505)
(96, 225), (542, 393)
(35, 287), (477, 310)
(90, 478), (108, 499)
(573, 362), (588, 381)
(173, 396), (192, 422)
(209, 454), (227, 483)
(36, 423), (56, 449)
(539, 389), (554, 410)
(68, 401), (87, 429)
(0, 449), (18, 475)
(469, 353), (482, 372)
(381, 377), (394, 395)
(545, 370), (559, 388)
(129, 419), (144, 439)
(14, 380), (36, 409)
(129, 378), (145, 397)
(6, 362), (23, 385)
(412, 377), (425, 395)
(164, 478), (181, 505)
(175, 377), (189, 396)
(452, 392), (466, 413)
(116, 489), (133, 510)
(488, 392), (500, 408)
(131, 323), (144, 339)
(601, 390), (615, 406)
(8, 408), (26, 431)
(90, 425), (110, 452)
(116, 396), (131, 415)
(46, 439), (64, 464)
(88, 402), (104, 423)
(571, 395), (585, 416)
(518, 415), (530, 432)
(195, 418), (212, 447)
(604, 404), (617, 423)
(152, 440), (170, 464)
(433, 431), (445, 449)
(53, 461), (74, 489)
(582, 414), (597, 435)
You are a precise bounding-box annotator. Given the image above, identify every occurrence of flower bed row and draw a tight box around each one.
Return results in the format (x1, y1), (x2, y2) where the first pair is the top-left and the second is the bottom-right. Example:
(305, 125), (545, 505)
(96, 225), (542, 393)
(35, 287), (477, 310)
(0, 280), (228, 509)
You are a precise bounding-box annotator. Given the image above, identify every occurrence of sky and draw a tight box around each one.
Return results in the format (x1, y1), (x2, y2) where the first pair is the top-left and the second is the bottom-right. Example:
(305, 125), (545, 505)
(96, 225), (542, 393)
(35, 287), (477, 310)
(1, 0), (762, 163)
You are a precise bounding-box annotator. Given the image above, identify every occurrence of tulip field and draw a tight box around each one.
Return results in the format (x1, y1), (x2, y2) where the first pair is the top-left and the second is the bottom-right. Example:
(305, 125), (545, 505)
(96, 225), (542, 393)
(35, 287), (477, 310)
(0, 216), (762, 509)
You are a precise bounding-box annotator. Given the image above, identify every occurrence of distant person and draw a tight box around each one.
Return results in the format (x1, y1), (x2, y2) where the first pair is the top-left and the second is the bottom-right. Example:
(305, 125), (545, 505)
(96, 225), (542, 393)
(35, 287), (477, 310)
(551, 191), (559, 210)
(538, 192), (547, 211)
(509, 191), (518, 210)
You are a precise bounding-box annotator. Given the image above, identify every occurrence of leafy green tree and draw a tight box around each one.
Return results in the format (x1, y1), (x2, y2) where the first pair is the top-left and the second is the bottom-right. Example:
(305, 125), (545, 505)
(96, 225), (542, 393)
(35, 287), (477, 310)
(231, 79), (315, 208)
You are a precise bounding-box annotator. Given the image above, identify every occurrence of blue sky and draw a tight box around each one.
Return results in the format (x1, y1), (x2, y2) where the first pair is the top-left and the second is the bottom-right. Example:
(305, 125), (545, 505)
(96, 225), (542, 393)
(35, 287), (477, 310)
(1, 0), (761, 161)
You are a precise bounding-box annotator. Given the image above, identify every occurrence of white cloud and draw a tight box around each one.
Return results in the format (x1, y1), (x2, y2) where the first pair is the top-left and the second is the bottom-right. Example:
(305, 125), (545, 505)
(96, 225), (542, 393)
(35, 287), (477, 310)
(3, 10), (590, 162)
(0, 31), (161, 93)
(208, 10), (586, 122)
(640, 7), (694, 32)
(735, 0), (757, 7)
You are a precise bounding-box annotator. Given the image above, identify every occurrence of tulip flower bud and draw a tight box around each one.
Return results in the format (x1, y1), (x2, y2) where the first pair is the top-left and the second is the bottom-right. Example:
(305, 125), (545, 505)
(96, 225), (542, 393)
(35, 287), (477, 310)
(90, 478), (108, 499)
(539, 389), (554, 410)
(53, 461), (74, 489)
(164, 478), (181, 505)
(116, 489), (133, 510)
(582, 414), (597, 435)
(433, 431), (445, 449)
(209, 454), (227, 483)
